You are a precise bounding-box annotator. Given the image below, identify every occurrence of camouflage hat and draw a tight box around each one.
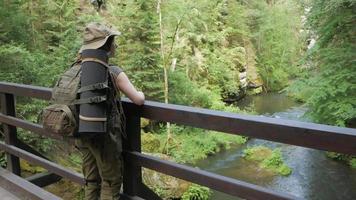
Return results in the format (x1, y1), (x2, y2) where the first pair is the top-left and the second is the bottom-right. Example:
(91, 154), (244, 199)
(79, 22), (121, 53)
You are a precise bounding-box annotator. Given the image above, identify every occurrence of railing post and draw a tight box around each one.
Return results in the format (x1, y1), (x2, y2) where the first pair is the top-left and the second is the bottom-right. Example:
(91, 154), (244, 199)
(0, 93), (21, 175)
(122, 112), (142, 197)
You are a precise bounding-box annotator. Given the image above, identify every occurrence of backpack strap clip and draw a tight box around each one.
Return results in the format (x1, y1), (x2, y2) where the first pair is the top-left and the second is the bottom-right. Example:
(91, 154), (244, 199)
(77, 82), (109, 93)
(73, 95), (107, 105)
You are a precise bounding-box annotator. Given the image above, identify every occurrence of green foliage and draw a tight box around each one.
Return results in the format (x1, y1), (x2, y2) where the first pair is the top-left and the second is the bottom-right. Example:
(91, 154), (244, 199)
(295, 0), (356, 126)
(243, 146), (292, 176)
(326, 152), (356, 168)
(0, 0), (32, 45)
(0, 0), (81, 154)
(0, 44), (39, 84)
(182, 184), (211, 200)
(142, 124), (247, 164)
(261, 149), (292, 176)
(350, 158), (356, 169)
(248, 0), (305, 91)
(109, 0), (163, 101)
(0, 151), (6, 168)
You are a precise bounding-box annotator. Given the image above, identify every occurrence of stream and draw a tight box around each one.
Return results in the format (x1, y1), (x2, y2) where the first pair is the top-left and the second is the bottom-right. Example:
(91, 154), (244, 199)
(194, 93), (356, 200)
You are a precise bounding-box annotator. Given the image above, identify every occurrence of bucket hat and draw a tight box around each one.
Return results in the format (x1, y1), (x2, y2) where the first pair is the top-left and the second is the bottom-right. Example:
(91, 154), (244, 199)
(79, 22), (121, 53)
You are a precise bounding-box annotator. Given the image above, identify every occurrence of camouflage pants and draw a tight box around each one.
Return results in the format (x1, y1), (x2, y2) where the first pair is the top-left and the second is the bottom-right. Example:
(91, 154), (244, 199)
(76, 134), (123, 200)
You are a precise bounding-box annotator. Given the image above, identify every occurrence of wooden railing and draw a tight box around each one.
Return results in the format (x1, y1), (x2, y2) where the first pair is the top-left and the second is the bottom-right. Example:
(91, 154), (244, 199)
(0, 81), (355, 200)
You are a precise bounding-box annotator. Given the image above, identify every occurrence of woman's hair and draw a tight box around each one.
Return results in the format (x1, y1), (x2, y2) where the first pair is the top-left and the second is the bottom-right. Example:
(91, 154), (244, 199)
(99, 36), (114, 52)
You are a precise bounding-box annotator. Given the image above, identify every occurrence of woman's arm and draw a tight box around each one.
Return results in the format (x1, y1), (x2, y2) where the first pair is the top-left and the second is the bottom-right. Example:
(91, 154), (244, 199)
(115, 72), (145, 105)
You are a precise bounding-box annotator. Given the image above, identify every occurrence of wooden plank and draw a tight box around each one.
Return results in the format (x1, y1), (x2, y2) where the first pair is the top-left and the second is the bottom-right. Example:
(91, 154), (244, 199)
(0, 141), (85, 185)
(0, 167), (61, 200)
(0, 186), (21, 200)
(0, 82), (51, 100)
(16, 139), (48, 159)
(125, 151), (300, 200)
(26, 171), (62, 187)
(123, 114), (142, 197)
(0, 93), (21, 175)
(122, 100), (356, 155)
(17, 141), (63, 187)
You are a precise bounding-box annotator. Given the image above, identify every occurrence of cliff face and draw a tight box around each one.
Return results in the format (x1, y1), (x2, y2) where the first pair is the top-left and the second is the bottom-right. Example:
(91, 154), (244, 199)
(245, 40), (263, 89)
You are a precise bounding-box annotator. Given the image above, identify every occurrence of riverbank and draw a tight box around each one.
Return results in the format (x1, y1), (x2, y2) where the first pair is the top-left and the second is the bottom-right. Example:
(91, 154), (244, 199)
(194, 92), (356, 200)
(140, 124), (248, 199)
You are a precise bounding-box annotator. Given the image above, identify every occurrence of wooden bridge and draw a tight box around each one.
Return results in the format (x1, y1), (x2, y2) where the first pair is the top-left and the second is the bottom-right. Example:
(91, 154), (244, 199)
(0, 81), (355, 200)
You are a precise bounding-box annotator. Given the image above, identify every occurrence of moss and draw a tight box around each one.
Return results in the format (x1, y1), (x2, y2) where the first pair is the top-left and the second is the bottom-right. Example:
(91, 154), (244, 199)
(350, 158), (356, 169)
(20, 160), (46, 174)
(181, 184), (211, 200)
(247, 86), (263, 95)
(142, 132), (161, 153)
(45, 179), (83, 200)
(277, 163), (292, 176)
(244, 146), (272, 162)
(326, 152), (356, 169)
(243, 146), (292, 176)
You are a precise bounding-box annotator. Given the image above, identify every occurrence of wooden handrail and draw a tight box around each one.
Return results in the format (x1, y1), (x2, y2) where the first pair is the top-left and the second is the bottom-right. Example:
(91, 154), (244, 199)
(1, 82), (355, 154)
(1, 81), (355, 200)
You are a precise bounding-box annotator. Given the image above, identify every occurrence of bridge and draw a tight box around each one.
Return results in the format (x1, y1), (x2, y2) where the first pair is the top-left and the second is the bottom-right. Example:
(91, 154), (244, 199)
(0, 81), (355, 200)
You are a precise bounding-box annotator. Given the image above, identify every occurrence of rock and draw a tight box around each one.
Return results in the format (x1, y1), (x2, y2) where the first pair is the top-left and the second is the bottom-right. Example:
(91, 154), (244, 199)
(247, 86), (263, 95)
(142, 133), (161, 153)
(142, 153), (191, 199)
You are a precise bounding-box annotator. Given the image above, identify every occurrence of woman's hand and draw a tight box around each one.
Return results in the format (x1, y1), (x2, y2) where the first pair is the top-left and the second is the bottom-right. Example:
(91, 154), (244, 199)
(115, 72), (145, 105)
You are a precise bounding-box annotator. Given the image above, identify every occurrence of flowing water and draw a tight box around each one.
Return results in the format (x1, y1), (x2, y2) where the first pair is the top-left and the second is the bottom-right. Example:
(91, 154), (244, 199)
(194, 93), (356, 200)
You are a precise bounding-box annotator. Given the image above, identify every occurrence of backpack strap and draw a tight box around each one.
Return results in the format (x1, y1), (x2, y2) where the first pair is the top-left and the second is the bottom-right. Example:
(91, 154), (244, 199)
(77, 82), (109, 93)
(73, 95), (107, 105)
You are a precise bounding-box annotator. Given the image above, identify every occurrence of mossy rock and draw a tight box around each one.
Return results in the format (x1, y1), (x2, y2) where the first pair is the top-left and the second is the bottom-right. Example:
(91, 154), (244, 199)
(244, 146), (272, 162)
(142, 132), (161, 153)
(20, 160), (46, 174)
(350, 158), (356, 169)
(141, 118), (150, 128)
(142, 153), (191, 199)
(243, 146), (292, 176)
(246, 86), (263, 95)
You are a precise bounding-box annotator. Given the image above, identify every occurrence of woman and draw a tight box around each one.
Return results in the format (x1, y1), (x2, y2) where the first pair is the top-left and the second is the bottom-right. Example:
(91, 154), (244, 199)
(77, 22), (144, 200)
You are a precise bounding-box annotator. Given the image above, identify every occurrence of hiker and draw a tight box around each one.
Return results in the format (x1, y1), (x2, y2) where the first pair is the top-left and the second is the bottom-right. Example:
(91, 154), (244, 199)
(76, 22), (145, 200)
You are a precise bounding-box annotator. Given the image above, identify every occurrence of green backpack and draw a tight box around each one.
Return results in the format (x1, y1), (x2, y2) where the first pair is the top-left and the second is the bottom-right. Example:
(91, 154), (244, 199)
(42, 59), (126, 139)
(42, 61), (82, 136)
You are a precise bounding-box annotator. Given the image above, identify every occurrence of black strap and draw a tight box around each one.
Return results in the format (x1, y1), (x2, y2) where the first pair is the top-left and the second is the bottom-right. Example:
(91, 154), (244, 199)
(73, 95), (107, 105)
(77, 82), (109, 93)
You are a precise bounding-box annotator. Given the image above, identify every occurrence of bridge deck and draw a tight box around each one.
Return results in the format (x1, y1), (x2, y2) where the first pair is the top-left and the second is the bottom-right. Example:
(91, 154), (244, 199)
(0, 168), (61, 200)
(0, 186), (21, 200)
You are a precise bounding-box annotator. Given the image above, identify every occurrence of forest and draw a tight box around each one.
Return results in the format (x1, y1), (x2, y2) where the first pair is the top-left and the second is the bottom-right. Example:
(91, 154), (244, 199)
(0, 0), (355, 199)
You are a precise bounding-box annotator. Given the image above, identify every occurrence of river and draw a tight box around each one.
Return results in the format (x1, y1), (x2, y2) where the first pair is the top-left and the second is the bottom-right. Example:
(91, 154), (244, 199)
(194, 93), (356, 200)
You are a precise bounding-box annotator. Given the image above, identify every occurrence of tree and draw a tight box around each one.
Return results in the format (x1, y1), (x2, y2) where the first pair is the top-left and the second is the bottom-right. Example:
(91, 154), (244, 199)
(305, 0), (356, 126)
(109, 0), (164, 101)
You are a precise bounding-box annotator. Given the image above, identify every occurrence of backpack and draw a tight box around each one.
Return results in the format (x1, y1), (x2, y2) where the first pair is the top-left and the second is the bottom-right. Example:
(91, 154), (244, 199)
(42, 57), (126, 138)
(42, 61), (82, 136)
